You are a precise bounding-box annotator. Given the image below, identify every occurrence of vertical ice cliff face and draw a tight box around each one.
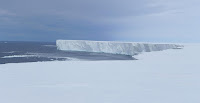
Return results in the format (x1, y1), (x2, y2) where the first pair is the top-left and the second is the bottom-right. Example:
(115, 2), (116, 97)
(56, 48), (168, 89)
(56, 40), (183, 55)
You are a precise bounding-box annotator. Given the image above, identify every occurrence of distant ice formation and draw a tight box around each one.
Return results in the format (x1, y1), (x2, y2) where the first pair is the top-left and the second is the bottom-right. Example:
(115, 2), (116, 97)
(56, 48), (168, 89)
(56, 40), (183, 55)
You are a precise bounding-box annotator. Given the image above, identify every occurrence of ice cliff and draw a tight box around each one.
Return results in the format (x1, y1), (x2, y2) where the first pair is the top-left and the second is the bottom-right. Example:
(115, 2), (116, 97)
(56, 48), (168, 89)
(56, 40), (183, 55)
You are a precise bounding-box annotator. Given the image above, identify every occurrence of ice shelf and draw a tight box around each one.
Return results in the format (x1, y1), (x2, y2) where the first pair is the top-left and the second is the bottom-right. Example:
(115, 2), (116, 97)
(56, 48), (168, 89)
(56, 40), (183, 55)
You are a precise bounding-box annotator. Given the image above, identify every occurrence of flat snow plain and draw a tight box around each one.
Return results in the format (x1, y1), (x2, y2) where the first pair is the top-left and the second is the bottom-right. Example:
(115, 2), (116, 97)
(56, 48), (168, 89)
(0, 44), (200, 103)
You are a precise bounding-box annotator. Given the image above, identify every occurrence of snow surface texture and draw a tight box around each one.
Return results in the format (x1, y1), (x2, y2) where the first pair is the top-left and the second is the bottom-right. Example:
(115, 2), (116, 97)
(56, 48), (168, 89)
(0, 44), (200, 103)
(56, 40), (183, 55)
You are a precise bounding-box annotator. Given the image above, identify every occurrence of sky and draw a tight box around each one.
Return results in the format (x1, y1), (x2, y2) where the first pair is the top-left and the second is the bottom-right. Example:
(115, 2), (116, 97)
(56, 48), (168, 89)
(0, 0), (200, 42)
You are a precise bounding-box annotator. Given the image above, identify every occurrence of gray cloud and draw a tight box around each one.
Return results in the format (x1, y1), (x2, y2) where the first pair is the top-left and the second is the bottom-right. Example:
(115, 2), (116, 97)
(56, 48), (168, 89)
(0, 9), (16, 17)
(0, 0), (200, 42)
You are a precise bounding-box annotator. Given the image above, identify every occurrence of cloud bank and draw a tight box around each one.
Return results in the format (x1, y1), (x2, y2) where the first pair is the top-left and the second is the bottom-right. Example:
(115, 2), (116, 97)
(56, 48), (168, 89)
(0, 0), (200, 42)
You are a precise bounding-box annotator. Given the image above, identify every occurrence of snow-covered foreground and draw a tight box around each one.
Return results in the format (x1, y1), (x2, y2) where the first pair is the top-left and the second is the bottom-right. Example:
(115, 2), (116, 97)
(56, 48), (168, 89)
(0, 44), (200, 103)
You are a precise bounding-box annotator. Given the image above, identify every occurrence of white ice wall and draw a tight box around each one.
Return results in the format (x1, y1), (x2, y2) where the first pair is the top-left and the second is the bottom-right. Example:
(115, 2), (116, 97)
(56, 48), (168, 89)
(56, 40), (183, 55)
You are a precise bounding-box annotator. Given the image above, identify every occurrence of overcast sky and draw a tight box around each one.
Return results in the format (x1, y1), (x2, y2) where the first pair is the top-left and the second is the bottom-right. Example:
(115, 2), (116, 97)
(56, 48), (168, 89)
(0, 0), (200, 42)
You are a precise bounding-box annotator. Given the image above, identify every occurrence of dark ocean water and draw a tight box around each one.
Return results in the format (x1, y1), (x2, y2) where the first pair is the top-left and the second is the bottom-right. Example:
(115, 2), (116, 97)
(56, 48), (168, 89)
(0, 41), (134, 64)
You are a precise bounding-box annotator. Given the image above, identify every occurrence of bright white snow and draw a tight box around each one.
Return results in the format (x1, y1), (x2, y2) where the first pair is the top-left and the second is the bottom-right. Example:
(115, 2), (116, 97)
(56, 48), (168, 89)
(56, 40), (183, 55)
(1, 55), (36, 58)
(0, 44), (200, 103)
